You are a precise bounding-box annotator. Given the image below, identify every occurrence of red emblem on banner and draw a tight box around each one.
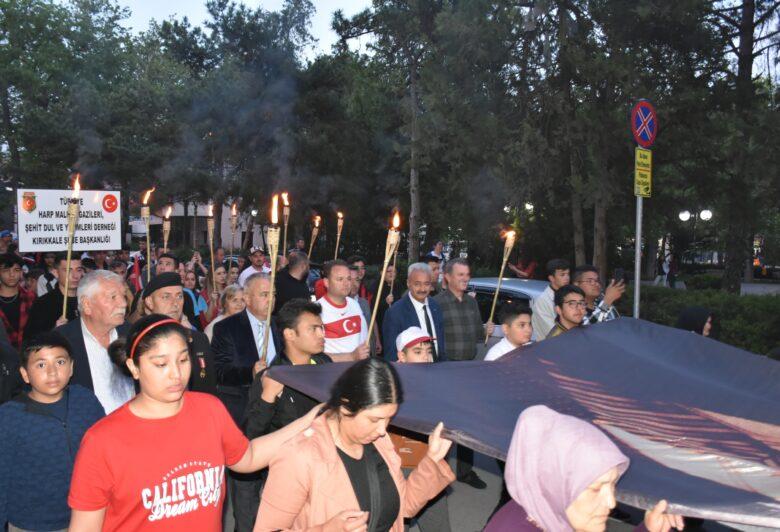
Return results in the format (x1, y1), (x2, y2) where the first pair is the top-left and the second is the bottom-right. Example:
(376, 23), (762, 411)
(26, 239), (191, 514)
(102, 194), (118, 213)
(22, 192), (36, 213)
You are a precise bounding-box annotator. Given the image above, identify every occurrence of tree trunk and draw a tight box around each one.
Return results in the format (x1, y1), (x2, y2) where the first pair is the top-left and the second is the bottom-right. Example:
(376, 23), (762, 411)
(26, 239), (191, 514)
(0, 82), (22, 188)
(557, 2), (585, 266)
(644, 232), (658, 279)
(407, 62), (421, 261)
(722, 0), (756, 293)
(182, 198), (189, 250)
(592, 201), (608, 279)
(570, 160), (587, 266)
(242, 215), (254, 250)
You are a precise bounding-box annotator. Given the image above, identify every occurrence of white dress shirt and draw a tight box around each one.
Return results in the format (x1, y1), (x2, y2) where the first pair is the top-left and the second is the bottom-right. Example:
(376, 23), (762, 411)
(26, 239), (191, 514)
(409, 296), (437, 345)
(246, 310), (277, 365)
(80, 320), (135, 414)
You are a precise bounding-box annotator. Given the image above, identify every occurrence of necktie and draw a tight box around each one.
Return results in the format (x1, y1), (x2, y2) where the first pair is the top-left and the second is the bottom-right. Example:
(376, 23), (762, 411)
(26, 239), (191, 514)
(422, 304), (438, 361)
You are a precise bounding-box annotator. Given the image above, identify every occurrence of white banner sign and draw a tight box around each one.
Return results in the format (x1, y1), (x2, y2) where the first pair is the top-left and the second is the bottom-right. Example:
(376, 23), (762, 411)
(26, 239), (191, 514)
(17, 189), (122, 252)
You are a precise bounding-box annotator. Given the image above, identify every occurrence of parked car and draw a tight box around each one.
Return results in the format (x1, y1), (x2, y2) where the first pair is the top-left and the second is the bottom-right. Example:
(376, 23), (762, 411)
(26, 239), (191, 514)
(468, 278), (548, 340)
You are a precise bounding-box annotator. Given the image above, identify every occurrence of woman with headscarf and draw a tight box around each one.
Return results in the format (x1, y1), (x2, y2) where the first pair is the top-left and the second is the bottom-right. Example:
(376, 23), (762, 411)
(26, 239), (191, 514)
(485, 405), (684, 532)
(675, 306), (713, 337)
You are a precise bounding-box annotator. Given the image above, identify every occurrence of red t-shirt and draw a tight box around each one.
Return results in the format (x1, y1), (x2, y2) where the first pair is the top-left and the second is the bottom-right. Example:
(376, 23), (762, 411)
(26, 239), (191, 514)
(68, 392), (249, 531)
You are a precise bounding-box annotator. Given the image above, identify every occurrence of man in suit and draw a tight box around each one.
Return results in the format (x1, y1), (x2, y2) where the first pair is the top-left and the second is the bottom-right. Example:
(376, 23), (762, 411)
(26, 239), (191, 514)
(55, 270), (134, 414)
(212, 272), (281, 425)
(141, 272), (217, 395)
(382, 262), (446, 361)
(211, 272), (281, 532)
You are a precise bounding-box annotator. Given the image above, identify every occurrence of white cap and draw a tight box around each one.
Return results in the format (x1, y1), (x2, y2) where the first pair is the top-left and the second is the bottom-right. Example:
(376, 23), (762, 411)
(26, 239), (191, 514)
(395, 326), (432, 352)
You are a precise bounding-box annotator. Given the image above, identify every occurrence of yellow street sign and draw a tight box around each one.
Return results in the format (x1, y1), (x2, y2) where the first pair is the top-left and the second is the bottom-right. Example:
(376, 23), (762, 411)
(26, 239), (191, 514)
(634, 147), (652, 197)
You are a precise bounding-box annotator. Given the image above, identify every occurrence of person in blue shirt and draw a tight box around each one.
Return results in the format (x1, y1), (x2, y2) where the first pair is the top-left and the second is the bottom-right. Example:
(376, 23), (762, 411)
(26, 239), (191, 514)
(0, 331), (104, 531)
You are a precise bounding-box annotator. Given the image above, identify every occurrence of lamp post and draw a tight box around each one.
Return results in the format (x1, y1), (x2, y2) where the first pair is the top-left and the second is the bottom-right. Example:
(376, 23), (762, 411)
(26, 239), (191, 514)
(678, 209), (713, 262)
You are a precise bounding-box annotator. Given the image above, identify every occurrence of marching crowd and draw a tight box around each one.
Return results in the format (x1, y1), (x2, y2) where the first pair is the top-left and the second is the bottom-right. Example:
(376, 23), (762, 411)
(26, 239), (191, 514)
(0, 233), (692, 531)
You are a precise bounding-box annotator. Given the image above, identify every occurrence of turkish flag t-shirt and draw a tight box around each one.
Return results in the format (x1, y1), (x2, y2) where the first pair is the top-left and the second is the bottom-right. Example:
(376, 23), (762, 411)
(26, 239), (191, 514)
(317, 295), (368, 354)
(68, 392), (249, 531)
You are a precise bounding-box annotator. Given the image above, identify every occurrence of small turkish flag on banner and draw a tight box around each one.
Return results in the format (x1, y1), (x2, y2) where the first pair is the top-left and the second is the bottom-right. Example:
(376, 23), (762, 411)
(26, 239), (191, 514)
(325, 316), (362, 339)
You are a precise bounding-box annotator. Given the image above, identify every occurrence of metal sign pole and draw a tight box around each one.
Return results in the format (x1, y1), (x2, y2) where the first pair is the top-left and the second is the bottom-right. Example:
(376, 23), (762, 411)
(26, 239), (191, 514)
(634, 196), (642, 318)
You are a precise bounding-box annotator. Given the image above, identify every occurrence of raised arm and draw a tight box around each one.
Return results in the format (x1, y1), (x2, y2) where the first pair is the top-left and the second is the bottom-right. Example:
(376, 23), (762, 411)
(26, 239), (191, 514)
(229, 403), (322, 473)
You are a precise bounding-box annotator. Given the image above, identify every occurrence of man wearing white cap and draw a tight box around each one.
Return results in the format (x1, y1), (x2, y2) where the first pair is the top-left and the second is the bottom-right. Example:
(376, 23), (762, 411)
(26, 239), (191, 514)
(238, 246), (271, 287)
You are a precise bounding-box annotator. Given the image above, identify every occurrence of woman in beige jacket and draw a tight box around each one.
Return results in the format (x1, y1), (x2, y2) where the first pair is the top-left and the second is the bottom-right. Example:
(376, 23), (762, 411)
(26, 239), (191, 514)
(254, 358), (455, 532)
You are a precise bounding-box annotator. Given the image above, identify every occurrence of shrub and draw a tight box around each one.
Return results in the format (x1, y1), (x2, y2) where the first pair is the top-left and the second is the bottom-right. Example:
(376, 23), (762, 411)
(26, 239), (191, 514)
(682, 273), (722, 290)
(617, 286), (780, 355)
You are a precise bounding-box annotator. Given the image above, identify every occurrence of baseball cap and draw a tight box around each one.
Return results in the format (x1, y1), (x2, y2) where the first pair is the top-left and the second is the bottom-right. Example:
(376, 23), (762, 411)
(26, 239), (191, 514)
(249, 246), (266, 255)
(0, 230), (11, 238)
(395, 326), (432, 352)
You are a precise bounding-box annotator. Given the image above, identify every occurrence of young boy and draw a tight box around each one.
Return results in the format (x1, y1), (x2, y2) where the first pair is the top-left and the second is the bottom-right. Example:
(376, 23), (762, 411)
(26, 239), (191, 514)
(391, 327), (451, 531)
(484, 302), (534, 361)
(0, 331), (104, 531)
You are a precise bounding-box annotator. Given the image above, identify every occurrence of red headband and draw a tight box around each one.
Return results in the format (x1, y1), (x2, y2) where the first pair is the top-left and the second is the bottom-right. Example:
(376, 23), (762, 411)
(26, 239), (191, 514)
(129, 318), (181, 361)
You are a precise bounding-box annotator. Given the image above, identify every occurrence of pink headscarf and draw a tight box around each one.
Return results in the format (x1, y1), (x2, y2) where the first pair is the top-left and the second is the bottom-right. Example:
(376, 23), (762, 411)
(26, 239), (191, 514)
(506, 405), (630, 531)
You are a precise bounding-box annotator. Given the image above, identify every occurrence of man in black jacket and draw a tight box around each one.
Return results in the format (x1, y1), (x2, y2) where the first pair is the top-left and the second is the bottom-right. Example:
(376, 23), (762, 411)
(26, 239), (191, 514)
(141, 272), (217, 396)
(24, 253), (83, 339)
(273, 251), (310, 314)
(246, 298), (331, 437)
(240, 298), (331, 531)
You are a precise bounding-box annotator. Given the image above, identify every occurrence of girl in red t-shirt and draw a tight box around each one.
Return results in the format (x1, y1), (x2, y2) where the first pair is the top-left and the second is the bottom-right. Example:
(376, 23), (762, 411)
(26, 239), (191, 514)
(68, 313), (320, 531)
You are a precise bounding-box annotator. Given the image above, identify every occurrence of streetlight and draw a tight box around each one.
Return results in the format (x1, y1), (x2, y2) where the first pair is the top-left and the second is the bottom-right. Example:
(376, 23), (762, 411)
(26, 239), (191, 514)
(524, 202), (534, 213)
(700, 209), (713, 221)
(678, 210), (691, 222)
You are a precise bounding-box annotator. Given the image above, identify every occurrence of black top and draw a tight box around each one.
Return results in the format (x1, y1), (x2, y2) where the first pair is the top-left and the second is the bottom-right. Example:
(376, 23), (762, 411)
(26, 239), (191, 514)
(337, 444), (400, 532)
(24, 288), (78, 339)
(188, 329), (217, 396)
(372, 280), (404, 330)
(245, 353), (332, 438)
(0, 296), (21, 332)
(274, 268), (311, 314)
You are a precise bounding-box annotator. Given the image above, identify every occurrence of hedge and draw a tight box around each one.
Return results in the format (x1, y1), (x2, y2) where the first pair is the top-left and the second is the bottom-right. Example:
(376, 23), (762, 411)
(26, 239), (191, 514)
(617, 286), (780, 355)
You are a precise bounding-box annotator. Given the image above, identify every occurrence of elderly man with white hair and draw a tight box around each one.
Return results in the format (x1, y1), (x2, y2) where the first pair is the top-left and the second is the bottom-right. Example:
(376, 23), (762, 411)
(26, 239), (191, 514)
(55, 269), (134, 413)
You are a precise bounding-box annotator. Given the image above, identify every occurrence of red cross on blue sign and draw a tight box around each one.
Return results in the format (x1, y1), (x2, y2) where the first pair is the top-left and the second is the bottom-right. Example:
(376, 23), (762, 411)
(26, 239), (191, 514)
(630, 100), (657, 148)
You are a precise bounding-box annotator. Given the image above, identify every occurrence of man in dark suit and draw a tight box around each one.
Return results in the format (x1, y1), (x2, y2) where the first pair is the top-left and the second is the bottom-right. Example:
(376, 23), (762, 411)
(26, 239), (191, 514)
(382, 262), (446, 361)
(212, 272), (282, 425)
(56, 270), (134, 414)
(212, 272), (282, 532)
(140, 272), (217, 395)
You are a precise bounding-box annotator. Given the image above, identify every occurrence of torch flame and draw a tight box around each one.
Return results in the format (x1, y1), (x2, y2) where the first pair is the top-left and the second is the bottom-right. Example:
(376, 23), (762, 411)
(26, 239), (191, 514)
(337, 211), (344, 219)
(271, 194), (279, 224)
(505, 230), (516, 240)
(281, 192), (289, 206)
(232, 203), (237, 216)
(314, 215), (321, 228)
(142, 187), (155, 205)
(208, 204), (213, 217)
(392, 211), (400, 229)
(71, 174), (81, 198)
(165, 206), (172, 219)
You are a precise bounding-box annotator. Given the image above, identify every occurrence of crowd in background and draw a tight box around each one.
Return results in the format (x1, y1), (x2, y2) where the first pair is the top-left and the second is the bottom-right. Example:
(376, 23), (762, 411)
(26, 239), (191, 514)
(0, 230), (706, 531)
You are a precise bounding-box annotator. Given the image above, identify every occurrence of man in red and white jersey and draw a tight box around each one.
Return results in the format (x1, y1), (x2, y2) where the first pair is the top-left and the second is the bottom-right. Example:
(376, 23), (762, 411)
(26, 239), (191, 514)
(317, 259), (369, 362)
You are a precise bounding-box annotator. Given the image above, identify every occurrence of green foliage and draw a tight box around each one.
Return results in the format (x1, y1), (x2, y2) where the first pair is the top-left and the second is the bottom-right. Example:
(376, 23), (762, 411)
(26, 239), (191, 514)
(0, 0), (778, 277)
(682, 274), (723, 291)
(618, 286), (780, 354)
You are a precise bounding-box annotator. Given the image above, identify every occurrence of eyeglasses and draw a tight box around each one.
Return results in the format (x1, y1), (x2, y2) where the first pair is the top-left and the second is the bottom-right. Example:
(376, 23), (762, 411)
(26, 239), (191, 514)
(563, 300), (587, 308)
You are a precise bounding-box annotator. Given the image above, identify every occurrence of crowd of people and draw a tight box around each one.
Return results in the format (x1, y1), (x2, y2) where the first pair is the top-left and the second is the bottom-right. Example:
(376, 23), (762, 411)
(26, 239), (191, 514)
(0, 233), (695, 531)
